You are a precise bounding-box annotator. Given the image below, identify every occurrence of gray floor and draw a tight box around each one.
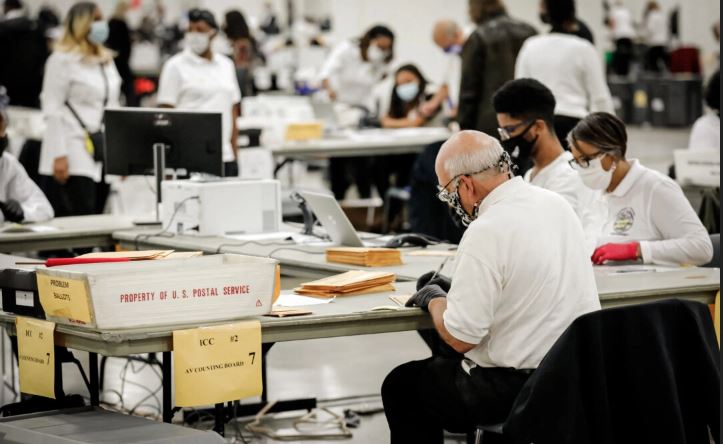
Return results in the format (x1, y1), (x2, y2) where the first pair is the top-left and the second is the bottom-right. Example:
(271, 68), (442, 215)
(0, 126), (694, 443)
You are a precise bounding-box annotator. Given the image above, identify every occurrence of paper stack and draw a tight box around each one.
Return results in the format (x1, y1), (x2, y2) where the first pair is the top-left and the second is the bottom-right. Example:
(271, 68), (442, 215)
(326, 247), (402, 267)
(78, 250), (204, 261)
(295, 270), (396, 298)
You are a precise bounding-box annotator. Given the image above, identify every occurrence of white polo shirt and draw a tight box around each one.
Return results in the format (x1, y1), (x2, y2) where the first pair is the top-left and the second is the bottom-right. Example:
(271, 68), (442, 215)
(157, 49), (241, 163)
(444, 177), (600, 369)
(524, 151), (606, 254)
(515, 33), (614, 119)
(596, 160), (713, 266)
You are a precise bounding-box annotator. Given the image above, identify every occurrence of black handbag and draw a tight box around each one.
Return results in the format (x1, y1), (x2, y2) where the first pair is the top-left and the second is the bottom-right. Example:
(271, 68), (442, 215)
(65, 63), (108, 163)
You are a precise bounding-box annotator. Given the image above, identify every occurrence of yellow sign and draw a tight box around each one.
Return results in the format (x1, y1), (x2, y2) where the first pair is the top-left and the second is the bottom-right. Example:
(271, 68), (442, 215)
(36, 274), (93, 324)
(173, 321), (262, 407)
(16, 317), (55, 399)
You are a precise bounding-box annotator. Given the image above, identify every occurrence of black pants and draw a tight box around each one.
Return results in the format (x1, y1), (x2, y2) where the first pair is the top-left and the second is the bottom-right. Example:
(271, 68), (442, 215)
(382, 357), (531, 443)
(644, 46), (668, 73)
(554, 115), (581, 144)
(329, 157), (372, 200)
(224, 161), (239, 177)
(612, 38), (633, 76)
(40, 175), (99, 217)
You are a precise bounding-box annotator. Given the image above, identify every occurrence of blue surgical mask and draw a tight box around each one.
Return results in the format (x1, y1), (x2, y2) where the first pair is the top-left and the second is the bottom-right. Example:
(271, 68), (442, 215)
(395, 82), (420, 102)
(444, 44), (462, 54)
(88, 20), (109, 45)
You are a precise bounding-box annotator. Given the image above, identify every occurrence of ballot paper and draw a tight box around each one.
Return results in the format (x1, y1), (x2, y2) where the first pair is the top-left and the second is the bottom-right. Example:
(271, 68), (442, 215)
(295, 270), (396, 298)
(78, 250), (174, 260)
(274, 293), (335, 307)
(326, 247), (402, 267)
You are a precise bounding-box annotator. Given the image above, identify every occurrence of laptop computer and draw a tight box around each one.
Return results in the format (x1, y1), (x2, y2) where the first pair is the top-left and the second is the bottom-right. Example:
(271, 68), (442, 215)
(310, 101), (339, 132)
(297, 191), (365, 247)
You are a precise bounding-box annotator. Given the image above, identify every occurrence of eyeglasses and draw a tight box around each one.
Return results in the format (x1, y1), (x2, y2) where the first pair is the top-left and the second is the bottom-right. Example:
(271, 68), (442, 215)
(568, 150), (606, 169)
(497, 119), (535, 141)
(436, 166), (494, 205)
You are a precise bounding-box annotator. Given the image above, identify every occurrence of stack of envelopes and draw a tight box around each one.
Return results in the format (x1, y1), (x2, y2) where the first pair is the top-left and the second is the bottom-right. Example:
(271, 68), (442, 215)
(325, 247), (402, 267)
(294, 270), (396, 297)
(78, 250), (203, 261)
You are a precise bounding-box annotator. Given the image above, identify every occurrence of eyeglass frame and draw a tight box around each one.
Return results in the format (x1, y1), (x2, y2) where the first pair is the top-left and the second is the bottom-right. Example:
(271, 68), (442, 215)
(568, 147), (622, 169)
(436, 164), (501, 204)
(497, 118), (535, 141)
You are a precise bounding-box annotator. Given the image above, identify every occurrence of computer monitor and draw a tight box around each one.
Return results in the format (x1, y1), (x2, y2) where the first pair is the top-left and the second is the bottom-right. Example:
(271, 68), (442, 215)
(103, 107), (224, 177)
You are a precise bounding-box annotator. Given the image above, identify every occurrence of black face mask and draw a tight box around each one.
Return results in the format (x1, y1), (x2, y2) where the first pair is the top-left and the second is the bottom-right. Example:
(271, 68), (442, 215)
(0, 136), (7, 157)
(500, 125), (537, 176)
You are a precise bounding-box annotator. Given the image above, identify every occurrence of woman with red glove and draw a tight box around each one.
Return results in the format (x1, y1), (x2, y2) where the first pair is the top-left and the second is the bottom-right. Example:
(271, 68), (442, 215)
(567, 112), (713, 266)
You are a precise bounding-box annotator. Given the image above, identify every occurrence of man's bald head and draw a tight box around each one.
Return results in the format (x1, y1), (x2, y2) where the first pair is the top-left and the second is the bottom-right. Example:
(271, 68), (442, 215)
(435, 130), (506, 186)
(432, 20), (462, 49)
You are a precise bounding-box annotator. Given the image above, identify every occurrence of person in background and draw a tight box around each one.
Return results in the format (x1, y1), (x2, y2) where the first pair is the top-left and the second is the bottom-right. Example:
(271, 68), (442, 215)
(458, 0), (535, 135)
(382, 130), (600, 442)
(419, 20), (467, 121)
(516, 0), (614, 141)
(106, 0), (136, 106)
(642, 1), (668, 73)
(157, 8), (242, 177)
(568, 112), (713, 266)
(318, 24), (394, 200)
(224, 10), (265, 98)
(493, 78), (603, 252)
(0, 0), (50, 108)
(608, 0), (636, 76)
(689, 70), (720, 151)
(0, 88), (53, 224)
(539, 0), (594, 43)
(39, 1), (121, 216)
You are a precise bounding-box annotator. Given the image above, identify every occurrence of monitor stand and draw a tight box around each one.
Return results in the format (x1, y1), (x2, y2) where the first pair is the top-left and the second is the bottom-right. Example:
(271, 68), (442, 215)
(132, 143), (167, 226)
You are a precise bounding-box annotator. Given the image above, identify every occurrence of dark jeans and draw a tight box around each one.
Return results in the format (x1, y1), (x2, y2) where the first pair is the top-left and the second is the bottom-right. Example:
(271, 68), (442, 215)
(554, 114), (581, 144)
(382, 357), (531, 443)
(40, 175), (99, 217)
(224, 161), (239, 177)
(644, 45), (668, 73)
(329, 157), (372, 200)
(612, 38), (633, 76)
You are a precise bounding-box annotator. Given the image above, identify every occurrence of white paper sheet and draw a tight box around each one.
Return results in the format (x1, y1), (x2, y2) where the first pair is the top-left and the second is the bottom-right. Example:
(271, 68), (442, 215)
(274, 292), (335, 307)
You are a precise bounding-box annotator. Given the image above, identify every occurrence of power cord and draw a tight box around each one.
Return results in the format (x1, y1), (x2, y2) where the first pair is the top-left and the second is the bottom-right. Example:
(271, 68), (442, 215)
(132, 195), (199, 249)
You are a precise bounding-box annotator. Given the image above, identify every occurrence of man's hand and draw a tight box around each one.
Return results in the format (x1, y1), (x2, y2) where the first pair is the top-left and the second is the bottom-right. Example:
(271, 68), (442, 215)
(0, 199), (24, 223)
(53, 156), (69, 184)
(416, 271), (451, 292)
(591, 242), (640, 265)
(405, 284), (446, 312)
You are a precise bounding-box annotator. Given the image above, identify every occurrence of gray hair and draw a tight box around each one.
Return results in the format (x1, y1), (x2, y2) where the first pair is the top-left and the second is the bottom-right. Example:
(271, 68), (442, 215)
(443, 136), (507, 178)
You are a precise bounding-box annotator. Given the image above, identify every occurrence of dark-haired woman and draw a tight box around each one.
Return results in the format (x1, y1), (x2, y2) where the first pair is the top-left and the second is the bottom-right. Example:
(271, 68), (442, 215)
(318, 25), (395, 200)
(223, 10), (265, 97)
(567, 112), (712, 266)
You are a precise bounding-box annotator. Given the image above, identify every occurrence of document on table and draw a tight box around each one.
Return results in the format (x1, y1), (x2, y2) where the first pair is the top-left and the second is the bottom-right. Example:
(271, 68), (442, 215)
(0, 224), (59, 234)
(274, 292), (335, 307)
(594, 265), (681, 276)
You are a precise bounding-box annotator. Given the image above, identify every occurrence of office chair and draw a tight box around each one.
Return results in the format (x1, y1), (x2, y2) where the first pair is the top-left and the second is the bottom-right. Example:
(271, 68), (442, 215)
(474, 300), (720, 444)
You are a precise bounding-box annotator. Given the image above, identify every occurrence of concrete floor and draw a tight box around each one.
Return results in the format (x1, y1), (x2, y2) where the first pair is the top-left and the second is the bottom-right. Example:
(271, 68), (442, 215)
(0, 125), (697, 443)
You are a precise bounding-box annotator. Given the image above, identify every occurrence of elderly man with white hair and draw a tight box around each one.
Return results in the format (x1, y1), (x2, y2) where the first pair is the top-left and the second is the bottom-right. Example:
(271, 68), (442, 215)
(381, 130), (600, 443)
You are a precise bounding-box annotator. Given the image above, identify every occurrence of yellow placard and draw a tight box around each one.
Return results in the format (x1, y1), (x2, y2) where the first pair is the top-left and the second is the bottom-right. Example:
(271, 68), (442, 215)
(16, 317), (55, 399)
(173, 321), (262, 407)
(36, 274), (92, 324)
(285, 122), (323, 141)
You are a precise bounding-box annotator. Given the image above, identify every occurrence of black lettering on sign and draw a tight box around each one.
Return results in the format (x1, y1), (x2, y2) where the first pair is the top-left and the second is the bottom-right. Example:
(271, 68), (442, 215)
(199, 338), (215, 347)
(249, 352), (256, 365)
(230, 335), (239, 343)
(25, 330), (32, 337)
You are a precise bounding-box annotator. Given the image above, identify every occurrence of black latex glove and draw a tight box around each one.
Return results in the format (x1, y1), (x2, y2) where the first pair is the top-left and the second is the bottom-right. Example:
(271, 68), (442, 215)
(0, 199), (24, 223)
(405, 284), (447, 312)
(416, 270), (452, 292)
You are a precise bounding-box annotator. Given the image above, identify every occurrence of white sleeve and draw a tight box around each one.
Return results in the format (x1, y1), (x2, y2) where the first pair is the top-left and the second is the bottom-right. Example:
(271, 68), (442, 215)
(317, 42), (347, 81)
(639, 180), (713, 266)
(156, 60), (182, 106)
(582, 45), (615, 114)
(40, 54), (72, 159)
(4, 157), (54, 223)
(443, 252), (501, 345)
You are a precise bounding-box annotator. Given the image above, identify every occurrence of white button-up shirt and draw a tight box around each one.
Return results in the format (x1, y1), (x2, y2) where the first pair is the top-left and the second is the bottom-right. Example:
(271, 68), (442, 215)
(515, 33), (615, 119)
(318, 40), (389, 109)
(157, 50), (242, 163)
(39, 51), (121, 182)
(524, 151), (606, 254)
(597, 159), (713, 266)
(0, 152), (54, 223)
(444, 177), (600, 369)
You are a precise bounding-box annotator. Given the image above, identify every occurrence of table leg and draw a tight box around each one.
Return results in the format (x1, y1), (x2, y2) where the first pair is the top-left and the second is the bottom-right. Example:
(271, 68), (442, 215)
(88, 352), (99, 407)
(213, 402), (225, 436)
(162, 351), (172, 423)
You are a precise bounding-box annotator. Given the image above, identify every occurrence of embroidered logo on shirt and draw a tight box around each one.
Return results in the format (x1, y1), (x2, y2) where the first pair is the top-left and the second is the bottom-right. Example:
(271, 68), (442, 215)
(612, 207), (635, 235)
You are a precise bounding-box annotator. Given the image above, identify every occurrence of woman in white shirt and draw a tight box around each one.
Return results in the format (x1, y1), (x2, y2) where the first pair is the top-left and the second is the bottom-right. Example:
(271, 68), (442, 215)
(318, 25), (395, 199)
(515, 0), (614, 140)
(157, 8), (242, 177)
(39, 1), (121, 216)
(642, 1), (669, 73)
(689, 70), (720, 151)
(568, 112), (713, 267)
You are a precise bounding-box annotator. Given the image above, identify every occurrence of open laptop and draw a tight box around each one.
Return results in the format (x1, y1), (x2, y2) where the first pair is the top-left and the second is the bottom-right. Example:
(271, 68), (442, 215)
(297, 191), (367, 247)
(310, 101), (339, 132)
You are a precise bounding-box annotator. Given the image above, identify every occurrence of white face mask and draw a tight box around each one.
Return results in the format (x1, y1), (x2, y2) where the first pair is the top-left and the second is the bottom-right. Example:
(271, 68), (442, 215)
(367, 44), (387, 63)
(576, 155), (615, 190)
(186, 31), (211, 55)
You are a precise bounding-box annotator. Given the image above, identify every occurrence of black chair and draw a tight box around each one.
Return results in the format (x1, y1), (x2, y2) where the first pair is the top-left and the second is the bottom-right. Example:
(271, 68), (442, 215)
(475, 299), (720, 444)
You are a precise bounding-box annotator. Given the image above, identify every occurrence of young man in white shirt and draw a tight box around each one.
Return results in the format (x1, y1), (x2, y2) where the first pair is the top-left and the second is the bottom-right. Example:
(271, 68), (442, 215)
(382, 130), (600, 443)
(493, 78), (604, 252)
(157, 9), (242, 177)
(0, 106), (53, 223)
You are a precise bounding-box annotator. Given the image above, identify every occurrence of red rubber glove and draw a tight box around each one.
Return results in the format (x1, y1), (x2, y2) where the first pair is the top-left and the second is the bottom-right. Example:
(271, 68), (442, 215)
(591, 242), (640, 265)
